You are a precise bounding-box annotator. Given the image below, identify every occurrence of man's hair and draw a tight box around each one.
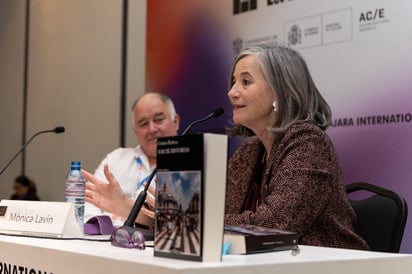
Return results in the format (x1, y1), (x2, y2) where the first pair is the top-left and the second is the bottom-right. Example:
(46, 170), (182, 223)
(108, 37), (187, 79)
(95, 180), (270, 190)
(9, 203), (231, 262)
(132, 92), (176, 120)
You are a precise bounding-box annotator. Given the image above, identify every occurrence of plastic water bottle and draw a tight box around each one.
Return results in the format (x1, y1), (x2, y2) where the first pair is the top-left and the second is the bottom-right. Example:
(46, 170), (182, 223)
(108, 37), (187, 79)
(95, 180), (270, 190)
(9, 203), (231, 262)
(65, 161), (85, 232)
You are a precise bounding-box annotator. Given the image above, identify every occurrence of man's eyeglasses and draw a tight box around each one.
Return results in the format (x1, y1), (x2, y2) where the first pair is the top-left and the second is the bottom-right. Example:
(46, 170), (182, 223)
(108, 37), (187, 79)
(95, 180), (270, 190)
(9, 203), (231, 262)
(110, 226), (146, 249)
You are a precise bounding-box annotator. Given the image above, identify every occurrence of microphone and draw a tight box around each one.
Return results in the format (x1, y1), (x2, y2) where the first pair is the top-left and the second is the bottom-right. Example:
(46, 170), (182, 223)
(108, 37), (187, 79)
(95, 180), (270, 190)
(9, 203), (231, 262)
(181, 107), (224, 135)
(120, 107), (224, 236)
(0, 126), (65, 175)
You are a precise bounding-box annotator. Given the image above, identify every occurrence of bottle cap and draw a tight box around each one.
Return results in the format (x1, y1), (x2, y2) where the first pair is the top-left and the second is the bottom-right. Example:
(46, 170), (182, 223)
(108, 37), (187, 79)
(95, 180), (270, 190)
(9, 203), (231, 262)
(70, 161), (81, 169)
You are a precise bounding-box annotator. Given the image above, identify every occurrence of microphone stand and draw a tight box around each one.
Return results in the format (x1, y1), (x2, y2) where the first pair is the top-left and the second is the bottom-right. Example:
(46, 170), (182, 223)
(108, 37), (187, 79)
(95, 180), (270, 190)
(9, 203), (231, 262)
(0, 127), (65, 176)
(122, 167), (158, 240)
(181, 107), (224, 135)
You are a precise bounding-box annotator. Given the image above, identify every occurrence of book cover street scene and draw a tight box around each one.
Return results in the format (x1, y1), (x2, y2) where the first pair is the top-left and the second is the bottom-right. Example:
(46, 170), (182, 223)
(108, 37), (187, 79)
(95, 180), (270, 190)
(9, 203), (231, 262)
(155, 171), (202, 257)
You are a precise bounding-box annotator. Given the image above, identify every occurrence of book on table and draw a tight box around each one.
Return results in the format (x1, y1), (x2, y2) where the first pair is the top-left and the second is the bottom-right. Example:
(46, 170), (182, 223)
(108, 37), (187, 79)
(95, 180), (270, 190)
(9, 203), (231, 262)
(224, 224), (299, 254)
(153, 133), (228, 262)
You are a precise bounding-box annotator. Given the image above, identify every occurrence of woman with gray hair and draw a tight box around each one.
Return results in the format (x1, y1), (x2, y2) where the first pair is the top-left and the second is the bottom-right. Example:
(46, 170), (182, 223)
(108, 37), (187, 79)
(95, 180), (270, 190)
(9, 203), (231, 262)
(225, 43), (368, 250)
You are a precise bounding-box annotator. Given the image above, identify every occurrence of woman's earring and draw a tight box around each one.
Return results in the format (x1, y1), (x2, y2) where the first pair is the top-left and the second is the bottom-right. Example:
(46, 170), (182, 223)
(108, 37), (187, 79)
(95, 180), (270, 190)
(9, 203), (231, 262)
(272, 101), (278, 112)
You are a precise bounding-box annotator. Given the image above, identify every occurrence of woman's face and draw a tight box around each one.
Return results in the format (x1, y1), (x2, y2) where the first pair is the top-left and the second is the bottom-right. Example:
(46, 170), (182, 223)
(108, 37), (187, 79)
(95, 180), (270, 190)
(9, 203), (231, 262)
(13, 182), (29, 197)
(228, 55), (277, 134)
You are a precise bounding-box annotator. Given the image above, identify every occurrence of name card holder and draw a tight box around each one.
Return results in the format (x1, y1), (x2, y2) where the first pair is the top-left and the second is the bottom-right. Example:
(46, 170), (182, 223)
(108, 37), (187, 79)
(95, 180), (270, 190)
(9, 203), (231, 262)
(0, 199), (83, 238)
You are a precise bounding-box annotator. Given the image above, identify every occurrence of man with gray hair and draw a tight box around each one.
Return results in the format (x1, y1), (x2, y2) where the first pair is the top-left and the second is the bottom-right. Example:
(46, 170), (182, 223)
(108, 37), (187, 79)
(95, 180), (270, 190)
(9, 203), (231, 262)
(83, 92), (180, 228)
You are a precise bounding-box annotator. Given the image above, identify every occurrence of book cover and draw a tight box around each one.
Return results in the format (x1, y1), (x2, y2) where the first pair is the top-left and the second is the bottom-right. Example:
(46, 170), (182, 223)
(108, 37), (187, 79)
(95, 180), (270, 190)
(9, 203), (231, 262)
(154, 133), (228, 262)
(224, 224), (299, 254)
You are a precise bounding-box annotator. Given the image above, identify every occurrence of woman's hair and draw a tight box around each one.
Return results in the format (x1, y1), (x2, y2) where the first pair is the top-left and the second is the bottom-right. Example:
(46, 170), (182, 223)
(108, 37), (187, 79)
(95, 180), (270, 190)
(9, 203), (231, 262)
(15, 175), (31, 187)
(228, 43), (332, 137)
(15, 175), (37, 193)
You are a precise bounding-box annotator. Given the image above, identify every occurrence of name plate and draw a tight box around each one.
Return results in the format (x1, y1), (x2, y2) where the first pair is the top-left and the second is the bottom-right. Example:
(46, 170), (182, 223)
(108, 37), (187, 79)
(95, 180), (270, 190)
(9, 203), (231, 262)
(0, 199), (83, 238)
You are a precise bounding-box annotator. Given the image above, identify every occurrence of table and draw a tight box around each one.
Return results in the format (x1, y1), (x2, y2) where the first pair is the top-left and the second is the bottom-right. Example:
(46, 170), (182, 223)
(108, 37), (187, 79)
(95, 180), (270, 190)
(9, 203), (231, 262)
(0, 234), (411, 274)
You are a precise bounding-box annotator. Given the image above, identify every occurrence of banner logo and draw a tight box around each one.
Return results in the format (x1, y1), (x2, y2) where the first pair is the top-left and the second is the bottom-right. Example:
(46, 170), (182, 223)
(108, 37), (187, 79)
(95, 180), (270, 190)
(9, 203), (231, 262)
(358, 8), (389, 32)
(233, 0), (257, 15)
(288, 25), (302, 46)
(268, 0), (292, 6)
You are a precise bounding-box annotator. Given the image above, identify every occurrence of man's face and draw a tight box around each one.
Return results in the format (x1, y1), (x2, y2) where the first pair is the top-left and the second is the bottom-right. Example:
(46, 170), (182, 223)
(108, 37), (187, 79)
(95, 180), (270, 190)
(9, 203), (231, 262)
(133, 94), (179, 160)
